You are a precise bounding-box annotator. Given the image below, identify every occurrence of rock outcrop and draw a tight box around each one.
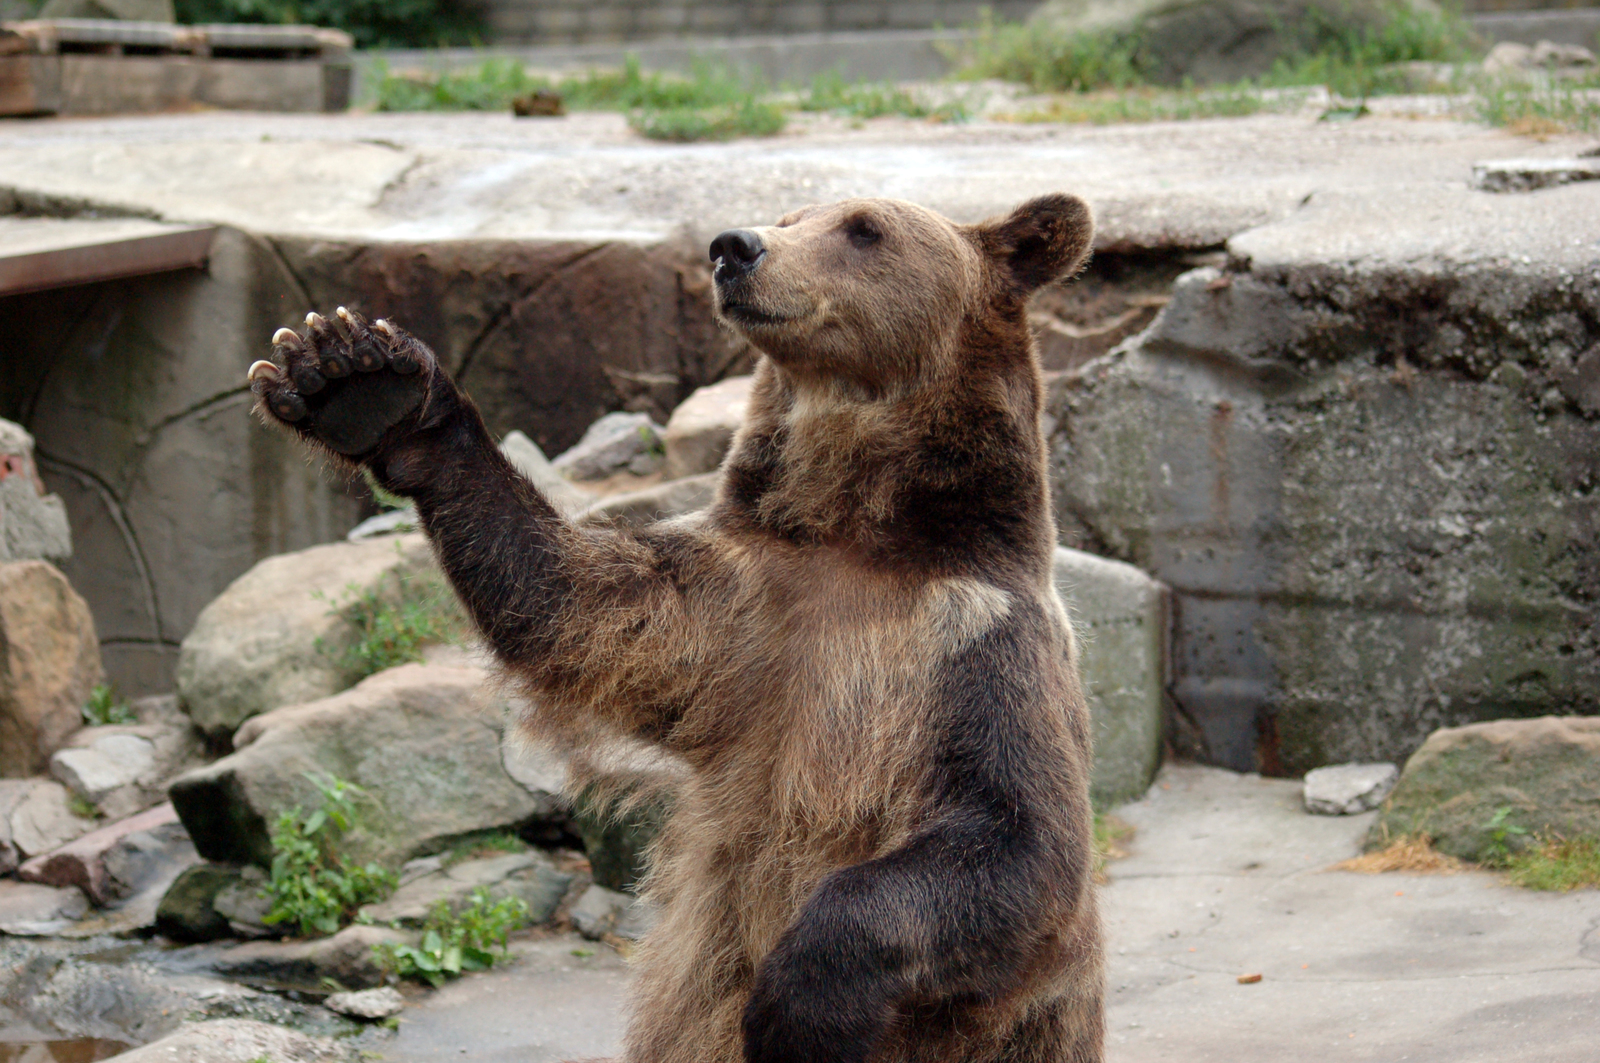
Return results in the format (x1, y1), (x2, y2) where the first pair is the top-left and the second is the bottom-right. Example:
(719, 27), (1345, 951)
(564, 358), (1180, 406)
(551, 411), (666, 481)
(1050, 187), (1600, 775)
(174, 533), (444, 739)
(2, 777), (97, 860)
(0, 418), (71, 565)
(168, 663), (542, 867)
(0, 559), (102, 777)
(1371, 716), (1600, 861)
(662, 374), (752, 479)
(49, 696), (202, 820)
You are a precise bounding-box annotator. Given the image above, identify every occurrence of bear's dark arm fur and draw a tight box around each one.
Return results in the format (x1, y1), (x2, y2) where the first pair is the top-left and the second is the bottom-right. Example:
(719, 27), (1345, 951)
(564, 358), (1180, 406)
(249, 313), (705, 742)
(742, 602), (1096, 1063)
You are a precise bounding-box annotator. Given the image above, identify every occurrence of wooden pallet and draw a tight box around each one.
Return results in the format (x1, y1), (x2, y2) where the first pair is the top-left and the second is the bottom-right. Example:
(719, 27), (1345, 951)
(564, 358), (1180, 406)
(0, 18), (352, 116)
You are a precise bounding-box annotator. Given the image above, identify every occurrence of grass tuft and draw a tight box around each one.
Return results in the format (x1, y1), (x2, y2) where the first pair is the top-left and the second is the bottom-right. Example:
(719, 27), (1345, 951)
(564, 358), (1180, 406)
(1329, 836), (1466, 875)
(1500, 836), (1600, 891)
(81, 683), (137, 727)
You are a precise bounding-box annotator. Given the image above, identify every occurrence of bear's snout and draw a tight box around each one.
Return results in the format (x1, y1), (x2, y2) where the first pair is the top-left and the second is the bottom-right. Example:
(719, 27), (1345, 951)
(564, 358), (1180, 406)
(710, 229), (765, 282)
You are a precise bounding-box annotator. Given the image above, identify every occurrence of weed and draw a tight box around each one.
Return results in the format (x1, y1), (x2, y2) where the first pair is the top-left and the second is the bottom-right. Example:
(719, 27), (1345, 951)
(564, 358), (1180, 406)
(67, 792), (101, 821)
(1092, 813), (1134, 881)
(952, 9), (1143, 93)
(1475, 73), (1600, 135)
(1008, 84), (1286, 125)
(81, 683), (136, 727)
(1501, 835), (1600, 891)
(800, 70), (972, 122)
(629, 99), (788, 141)
(439, 829), (529, 868)
(264, 773), (397, 938)
(1479, 805), (1532, 865)
(316, 556), (463, 681)
(375, 888), (531, 986)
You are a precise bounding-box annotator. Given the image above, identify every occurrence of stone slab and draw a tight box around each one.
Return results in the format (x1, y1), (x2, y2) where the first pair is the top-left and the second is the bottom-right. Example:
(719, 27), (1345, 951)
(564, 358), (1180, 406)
(0, 878), (88, 935)
(18, 801), (179, 904)
(0, 216), (213, 296)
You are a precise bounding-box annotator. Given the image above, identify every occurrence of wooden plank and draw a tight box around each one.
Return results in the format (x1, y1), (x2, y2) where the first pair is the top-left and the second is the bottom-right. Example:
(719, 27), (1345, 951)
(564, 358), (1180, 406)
(0, 218), (215, 296)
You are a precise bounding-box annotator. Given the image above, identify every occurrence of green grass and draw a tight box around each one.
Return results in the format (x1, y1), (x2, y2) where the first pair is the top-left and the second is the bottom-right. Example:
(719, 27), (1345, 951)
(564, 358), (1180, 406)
(81, 683), (136, 727)
(1501, 836), (1600, 891)
(264, 774), (398, 938)
(799, 70), (973, 122)
(374, 888), (531, 986)
(1475, 73), (1600, 135)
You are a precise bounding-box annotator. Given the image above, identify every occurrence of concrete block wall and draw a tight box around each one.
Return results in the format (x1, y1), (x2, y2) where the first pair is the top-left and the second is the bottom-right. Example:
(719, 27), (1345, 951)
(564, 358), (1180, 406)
(486, 0), (1040, 44)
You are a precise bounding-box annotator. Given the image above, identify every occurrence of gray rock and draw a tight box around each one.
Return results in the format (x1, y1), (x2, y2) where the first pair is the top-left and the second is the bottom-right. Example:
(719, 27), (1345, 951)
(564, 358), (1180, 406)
(1053, 546), (1169, 807)
(18, 802), (188, 905)
(99, 1018), (349, 1063)
(323, 985), (404, 1020)
(0, 879), (88, 935)
(569, 883), (653, 941)
(1029, 0), (1430, 86)
(49, 714), (203, 821)
(582, 472), (719, 530)
(0, 418), (71, 564)
(501, 430), (593, 517)
(1483, 39), (1597, 77)
(1302, 762), (1398, 815)
(6, 778), (98, 859)
(169, 663), (541, 867)
(345, 507), (417, 542)
(551, 412), (665, 481)
(212, 865), (276, 938)
(0, 560), (103, 777)
(1471, 157), (1600, 194)
(1048, 186), (1600, 777)
(500, 732), (569, 818)
(174, 532), (444, 739)
(360, 849), (571, 928)
(1370, 716), (1600, 862)
(213, 923), (412, 991)
(155, 863), (239, 943)
(662, 375), (753, 479)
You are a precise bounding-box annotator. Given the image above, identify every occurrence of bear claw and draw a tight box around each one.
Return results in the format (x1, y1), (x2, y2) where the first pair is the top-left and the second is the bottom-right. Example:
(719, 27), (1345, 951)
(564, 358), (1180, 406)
(271, 328), (303, 350)
(247, 359), (282, 383)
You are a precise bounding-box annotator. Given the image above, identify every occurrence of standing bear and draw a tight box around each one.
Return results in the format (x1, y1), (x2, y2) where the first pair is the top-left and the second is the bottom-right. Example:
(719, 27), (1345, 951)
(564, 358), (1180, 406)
(248, 194), (1104, 1063)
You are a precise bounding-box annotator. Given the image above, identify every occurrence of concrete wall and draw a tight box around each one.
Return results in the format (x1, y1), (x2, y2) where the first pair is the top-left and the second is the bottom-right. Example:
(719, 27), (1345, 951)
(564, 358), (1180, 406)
(484, 0), (1039, 44)
(0, 228), (366, 698)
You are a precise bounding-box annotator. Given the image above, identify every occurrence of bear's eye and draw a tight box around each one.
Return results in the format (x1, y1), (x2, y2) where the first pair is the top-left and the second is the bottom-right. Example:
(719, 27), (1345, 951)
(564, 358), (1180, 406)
(845, 218), (882, 248)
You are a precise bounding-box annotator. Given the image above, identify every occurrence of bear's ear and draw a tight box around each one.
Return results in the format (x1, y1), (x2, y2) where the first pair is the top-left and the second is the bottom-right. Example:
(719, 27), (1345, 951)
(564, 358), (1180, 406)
(975, 193), (1094, 295)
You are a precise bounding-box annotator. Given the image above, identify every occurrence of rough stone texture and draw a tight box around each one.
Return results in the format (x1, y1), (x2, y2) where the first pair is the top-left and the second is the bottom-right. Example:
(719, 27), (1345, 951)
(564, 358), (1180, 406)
(1050, 185), (1600, 777)
(154, 862), (239, 943)
(662, 374), (753, 479)
(569, 882), (653, 941)
(0, 227), (369, 696)
(1371, 716), (1600, 862)
(274, 236), (750, 459)
(323, 985), (404, 1021)
(18, 801), (180, 905)
(174, 533), (440, 738)
(1053, 546), (1169, 807)
(500, 730), (570, 818)
(101, 1018), (350, 1063)
(359, 849), (571, 927)
(211, 863), (275, 938)
(169, 662), (540, 867)
(1302, 762), (1399, 815)
(584, 472), (720, 530)
(0, 559), (101, 777)
(49, 707), (203, 820)
(0, 879), (88, 935)
(0, 418), (72, 564)
(212, 923), (412, 991)
(551, 411), (666, 481)
(1471, 157), (1600, 194)
(5, 777), (97, 858)
(1030, 0), (1427, 85)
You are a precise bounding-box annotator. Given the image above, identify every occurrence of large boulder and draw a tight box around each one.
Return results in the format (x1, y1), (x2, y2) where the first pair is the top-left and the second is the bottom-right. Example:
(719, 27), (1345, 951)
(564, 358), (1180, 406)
(1028, 0), (1444, 86)
(2, 777), (97, 859)
(168, 662), (541, 867)
(0, 560), (102, 777)
(1049, 189), (1600, 776)
(662, 375), (753, 480)
(1371, 717), (1600, 862)
(174, 533), (444, 739)
(1053, 547), (1169, 807)
(0, 418), (71, 564)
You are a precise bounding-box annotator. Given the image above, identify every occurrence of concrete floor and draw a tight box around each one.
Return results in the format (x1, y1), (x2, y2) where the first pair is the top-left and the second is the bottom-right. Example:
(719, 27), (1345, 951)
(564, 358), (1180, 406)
(380, 763), (1600, 1062)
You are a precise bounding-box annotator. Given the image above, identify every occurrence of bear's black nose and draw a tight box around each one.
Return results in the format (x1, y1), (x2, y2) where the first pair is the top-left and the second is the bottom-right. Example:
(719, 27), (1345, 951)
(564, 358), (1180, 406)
(710, 229), (764, 275)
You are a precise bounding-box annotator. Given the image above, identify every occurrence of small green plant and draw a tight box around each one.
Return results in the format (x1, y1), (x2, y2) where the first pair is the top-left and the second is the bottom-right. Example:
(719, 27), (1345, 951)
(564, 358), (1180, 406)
(1501, 835), (1600, 891)
(67, 792), (101, 820)
(375, 888), (531, 986)
(317, 569), (461, 680)
(264, 773), (397, 938)
(1480, 805), (1531, 865)
(81, 683), (136, 727)
(628, 98), (788, 142)
(800, 70), (971, 122)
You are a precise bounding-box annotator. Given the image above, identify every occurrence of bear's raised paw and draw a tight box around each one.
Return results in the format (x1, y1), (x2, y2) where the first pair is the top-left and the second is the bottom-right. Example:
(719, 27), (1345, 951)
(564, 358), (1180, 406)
(249, 308), (439, 458)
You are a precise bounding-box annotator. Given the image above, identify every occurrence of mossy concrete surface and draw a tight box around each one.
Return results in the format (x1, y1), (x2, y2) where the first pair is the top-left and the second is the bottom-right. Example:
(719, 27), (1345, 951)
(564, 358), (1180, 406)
(1372, 715), (1600, 862)
(1051, 186), (1600, 776)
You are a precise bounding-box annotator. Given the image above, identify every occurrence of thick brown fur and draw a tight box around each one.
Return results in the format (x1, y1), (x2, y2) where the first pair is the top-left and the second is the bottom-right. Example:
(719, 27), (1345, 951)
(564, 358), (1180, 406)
(249, 194), (1103, 1063)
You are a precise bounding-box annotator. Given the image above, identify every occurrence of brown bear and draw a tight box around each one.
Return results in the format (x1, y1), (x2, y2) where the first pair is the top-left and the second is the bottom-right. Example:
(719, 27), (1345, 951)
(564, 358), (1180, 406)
(247, 193), (1104, 1063)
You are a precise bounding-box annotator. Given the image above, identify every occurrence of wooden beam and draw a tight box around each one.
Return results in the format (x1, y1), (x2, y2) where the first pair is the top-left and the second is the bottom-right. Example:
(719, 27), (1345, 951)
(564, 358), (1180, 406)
(0, 217), (215, 296)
